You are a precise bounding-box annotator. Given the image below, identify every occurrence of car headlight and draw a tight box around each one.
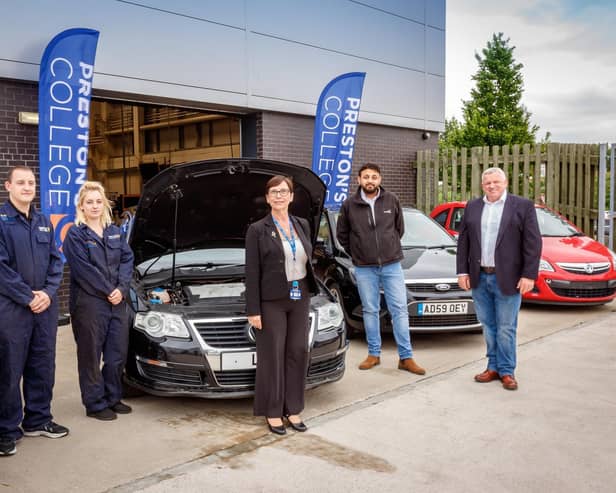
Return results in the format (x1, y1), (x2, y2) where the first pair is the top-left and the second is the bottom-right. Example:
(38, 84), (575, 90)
(539, 258), (554, 272)
(134, 311), (190, 339)
(316, 302), (344, 330)
(609, 249), (616, 270)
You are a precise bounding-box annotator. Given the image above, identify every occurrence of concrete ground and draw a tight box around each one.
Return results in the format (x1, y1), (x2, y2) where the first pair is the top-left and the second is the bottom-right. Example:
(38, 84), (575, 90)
(117, 312), (616, 493)
(1, 302), (615, 492)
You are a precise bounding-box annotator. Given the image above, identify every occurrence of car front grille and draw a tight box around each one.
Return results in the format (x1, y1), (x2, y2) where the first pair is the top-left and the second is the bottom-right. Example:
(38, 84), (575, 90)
(409, 313), (480, 328)
(212, 354), (345, 387)
(406, 282), (464, 294)
(307, 354), (345, 379)
(556, 262), (611, 275)
(213, 370), (255, 387)
(190, 318), (255, 349)
(138, 360), (204, 386)
(550, 285), (616, 298)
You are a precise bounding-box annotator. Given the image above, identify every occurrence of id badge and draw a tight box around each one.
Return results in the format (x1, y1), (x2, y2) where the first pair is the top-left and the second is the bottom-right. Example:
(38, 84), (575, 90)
(290, 280), (302, 300)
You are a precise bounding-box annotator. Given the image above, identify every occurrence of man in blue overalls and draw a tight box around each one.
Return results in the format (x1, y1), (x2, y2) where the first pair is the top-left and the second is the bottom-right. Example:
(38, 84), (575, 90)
(0, 166), (68, 457)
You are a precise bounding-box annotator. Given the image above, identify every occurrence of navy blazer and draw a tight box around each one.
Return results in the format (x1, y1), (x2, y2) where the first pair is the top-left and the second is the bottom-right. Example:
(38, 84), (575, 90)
(245, 214), (318, 316)
(456, 193), (542, 295)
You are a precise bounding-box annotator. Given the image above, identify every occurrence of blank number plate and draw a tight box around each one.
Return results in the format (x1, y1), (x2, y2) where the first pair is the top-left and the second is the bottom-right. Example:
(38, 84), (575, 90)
(417, 302), (468, 316)
(221, 352), (257, 370)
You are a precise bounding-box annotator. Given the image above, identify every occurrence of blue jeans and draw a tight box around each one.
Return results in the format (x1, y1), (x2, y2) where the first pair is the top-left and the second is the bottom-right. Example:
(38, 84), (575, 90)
(354, 262), (413, 360)
(472, 272), (521, 376)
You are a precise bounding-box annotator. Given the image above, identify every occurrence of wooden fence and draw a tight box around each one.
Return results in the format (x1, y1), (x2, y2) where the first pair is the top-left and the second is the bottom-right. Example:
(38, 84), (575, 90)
(415, 143), (606, 236)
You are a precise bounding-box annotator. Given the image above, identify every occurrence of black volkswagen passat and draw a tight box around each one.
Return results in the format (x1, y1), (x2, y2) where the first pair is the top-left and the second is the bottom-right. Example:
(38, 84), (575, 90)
(124, 159), (348, 398)
(313, 208), (482, 336)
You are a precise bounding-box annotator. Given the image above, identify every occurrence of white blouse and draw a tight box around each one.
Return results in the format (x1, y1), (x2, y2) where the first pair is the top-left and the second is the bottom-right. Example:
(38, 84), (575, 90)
(280, 227), (308, 281)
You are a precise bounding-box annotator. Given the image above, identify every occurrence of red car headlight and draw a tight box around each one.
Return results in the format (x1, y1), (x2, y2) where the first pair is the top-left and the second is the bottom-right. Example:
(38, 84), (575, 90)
(539, 258), (555, 272)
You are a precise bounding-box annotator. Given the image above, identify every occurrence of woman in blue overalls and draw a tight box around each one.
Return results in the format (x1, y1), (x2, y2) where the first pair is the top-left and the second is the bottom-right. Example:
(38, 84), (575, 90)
(63, 181), (134, 421)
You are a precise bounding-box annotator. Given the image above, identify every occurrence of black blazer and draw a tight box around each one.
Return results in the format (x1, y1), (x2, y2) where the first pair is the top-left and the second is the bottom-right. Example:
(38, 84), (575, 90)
(245, 214), (318, 315)
(456, 193), (542, 295)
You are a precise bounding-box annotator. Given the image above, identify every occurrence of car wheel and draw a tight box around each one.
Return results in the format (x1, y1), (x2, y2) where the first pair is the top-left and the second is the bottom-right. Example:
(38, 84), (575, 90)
(328, 282), (358, 339)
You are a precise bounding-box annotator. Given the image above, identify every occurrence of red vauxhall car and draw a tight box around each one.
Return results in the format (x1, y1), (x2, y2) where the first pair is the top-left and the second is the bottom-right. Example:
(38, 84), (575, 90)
(431, 201), (616, 305)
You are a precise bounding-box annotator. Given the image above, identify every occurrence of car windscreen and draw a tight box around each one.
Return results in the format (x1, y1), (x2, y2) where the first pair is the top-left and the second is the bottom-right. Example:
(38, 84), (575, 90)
(401, 210), (457, 248)
(136, 248), (245, 276)
(328, 208), (456, 248)
(535, 207), (581, 237)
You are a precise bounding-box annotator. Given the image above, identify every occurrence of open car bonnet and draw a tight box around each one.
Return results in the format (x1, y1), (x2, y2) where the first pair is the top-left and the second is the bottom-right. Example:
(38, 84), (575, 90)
(129, 159), (326, 265)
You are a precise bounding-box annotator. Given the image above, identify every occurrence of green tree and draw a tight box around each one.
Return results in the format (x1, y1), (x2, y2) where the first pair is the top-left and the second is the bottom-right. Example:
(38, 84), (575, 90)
(441, 32), (539, 148)
(438, 116), (464, 150)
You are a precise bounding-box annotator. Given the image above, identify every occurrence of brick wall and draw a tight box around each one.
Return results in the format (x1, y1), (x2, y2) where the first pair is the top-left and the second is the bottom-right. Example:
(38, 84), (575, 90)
(258, 111), (436, 206)
(0, 78), (70, 313)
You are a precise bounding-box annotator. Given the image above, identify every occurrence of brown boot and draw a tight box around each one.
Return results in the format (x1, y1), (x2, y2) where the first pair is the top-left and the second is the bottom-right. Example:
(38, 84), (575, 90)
(398, 358), (426, 375)
(358, 355), (380, 370)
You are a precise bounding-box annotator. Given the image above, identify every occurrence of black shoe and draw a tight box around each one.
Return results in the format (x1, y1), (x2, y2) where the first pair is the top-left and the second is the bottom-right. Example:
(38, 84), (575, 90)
(86, 408), (117, 421)
(284, 415), (308, 432)
(110, 401), (132, 414)
(266, 419), (286, 435)
(23, 421), (69, 438)
(0, 438), (16, 456)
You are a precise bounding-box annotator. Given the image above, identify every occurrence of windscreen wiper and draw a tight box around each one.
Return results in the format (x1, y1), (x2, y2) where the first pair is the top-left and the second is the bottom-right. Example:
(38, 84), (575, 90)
(177, 263), (245, 271)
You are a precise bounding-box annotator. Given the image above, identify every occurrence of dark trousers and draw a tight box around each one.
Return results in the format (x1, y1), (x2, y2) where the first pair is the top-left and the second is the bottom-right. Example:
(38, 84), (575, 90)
(0, 302), (58, 440)
(71, 296), (130, 413)
(253, 279), (310, 418)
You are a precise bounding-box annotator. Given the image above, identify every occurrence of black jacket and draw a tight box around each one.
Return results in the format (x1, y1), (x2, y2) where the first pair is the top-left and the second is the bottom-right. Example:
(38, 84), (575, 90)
(336, 186), (404, 267)
(245, 214), (318, 316)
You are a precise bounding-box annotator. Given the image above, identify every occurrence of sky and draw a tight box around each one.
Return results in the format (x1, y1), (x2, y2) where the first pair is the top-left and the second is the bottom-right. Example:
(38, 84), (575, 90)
(446, 0), (616, 143)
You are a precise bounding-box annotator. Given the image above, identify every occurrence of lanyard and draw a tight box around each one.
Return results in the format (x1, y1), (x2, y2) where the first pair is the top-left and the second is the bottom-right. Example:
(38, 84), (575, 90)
(272, 217), (296, 261)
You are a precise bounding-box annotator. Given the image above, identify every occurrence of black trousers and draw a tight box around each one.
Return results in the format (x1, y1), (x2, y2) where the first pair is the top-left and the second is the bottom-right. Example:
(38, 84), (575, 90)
(253, 278), (310, 418)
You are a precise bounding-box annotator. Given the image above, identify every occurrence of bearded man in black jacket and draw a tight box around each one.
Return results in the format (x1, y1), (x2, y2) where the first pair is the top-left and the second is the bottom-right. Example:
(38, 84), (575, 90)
(336, 164), (425, 375)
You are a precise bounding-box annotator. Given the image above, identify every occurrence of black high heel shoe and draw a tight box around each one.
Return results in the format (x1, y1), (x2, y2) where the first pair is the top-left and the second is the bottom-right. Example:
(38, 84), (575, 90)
(284, 415), (308, 432)
(266, 418), (286, 435)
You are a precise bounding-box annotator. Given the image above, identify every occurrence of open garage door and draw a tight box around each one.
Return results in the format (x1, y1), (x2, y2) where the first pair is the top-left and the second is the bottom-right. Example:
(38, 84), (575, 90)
(87, 100), (241, 217)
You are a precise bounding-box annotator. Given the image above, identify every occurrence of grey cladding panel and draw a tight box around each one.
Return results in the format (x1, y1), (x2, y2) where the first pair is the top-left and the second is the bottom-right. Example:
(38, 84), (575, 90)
(250, 34), (427, 121)
(348, 0), (425, 22)
(1, 0), (249, 95)
(426, 27), (445, 76)
(127, 0), (246, 28)
(426, 74), (445, 123)
(0, 0), (445, 129)
(248, 0), (425, 71)
(426, 0), (446, 29)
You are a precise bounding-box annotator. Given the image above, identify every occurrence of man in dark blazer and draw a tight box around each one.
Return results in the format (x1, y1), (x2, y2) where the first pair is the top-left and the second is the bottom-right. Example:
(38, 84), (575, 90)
(456, 167), (541, 390)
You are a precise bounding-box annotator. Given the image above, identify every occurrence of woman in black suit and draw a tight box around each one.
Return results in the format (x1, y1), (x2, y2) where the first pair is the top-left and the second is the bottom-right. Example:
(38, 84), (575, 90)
(245, 175), (318, 435)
